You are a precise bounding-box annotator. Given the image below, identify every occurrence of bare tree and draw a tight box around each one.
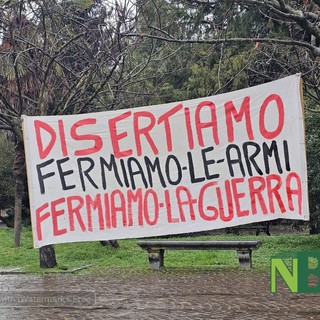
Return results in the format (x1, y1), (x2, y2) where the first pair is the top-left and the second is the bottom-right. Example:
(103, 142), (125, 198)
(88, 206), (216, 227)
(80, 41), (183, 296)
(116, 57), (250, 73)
(0, 0), (157, 255)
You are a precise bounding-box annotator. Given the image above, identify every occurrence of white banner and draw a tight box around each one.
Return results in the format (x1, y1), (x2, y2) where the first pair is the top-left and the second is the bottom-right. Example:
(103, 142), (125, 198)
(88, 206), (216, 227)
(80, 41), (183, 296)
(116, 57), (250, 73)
(23, 74), (309, 248)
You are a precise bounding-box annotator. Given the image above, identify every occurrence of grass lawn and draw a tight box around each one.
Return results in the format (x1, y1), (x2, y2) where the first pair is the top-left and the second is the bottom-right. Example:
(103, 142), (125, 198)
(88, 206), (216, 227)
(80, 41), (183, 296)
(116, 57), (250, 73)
(0, 226), (319, 273)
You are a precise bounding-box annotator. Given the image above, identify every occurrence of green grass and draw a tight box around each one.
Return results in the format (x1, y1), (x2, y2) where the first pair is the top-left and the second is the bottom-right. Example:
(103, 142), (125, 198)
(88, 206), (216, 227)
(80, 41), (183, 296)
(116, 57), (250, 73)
(0, 226), (320, 273)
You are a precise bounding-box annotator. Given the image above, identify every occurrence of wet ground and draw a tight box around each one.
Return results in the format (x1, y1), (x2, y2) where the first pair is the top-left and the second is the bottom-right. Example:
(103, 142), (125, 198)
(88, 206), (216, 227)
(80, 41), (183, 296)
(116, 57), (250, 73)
(0, 268), (319, 320)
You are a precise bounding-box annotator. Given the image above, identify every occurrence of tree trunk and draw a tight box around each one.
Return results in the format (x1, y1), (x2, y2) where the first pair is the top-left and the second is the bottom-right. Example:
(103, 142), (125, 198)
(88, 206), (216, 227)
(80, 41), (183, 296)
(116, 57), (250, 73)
(40, 245), (57, 268)
(100, 240), (120, 248)
(13, 178), (23, 246)
(13, 142), (25, 247)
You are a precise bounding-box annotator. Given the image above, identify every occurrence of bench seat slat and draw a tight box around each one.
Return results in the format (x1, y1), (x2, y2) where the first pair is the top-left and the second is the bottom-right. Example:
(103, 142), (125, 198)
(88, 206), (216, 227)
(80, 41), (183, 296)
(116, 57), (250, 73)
(138, 240), (261, 250)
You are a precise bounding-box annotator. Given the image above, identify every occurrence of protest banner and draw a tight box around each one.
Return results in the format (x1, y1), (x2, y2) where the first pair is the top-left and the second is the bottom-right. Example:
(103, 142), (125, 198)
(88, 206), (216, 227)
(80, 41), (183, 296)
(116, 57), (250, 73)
(22, 74), (309, 248)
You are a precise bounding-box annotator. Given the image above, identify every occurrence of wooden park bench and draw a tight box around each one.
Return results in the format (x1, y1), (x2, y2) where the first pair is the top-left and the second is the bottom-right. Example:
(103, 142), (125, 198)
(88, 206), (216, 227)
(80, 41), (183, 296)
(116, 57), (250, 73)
(137, 240), (262, 270)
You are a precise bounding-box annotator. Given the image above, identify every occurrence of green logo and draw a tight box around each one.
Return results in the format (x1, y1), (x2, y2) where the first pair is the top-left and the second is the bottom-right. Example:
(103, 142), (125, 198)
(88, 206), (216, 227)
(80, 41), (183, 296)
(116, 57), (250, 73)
(270, 252), (320, 293)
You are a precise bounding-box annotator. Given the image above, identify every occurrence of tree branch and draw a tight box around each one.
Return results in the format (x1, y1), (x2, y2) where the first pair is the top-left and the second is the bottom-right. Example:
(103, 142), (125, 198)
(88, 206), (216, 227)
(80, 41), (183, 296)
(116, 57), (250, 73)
(37, 32), (86, 115)
(0, 125), (12, 130)
(185, 0), (320, 40)
(122, 33), (320, 56)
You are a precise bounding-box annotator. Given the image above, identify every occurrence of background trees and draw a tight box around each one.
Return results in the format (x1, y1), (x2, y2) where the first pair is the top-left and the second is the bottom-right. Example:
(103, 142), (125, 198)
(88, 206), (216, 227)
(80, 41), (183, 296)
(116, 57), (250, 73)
(0, 0), (319, 259)
(0, 0), (138, 248)
(130, 0), (320, 107)
(0, 133), (14, 217)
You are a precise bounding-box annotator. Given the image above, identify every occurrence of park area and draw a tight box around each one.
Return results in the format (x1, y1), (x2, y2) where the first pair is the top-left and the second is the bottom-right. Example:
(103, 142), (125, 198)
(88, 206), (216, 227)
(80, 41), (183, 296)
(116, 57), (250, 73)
(1, 1), (320, 318)
(0, 224), (317, 273)
(1, 224), (320, 319)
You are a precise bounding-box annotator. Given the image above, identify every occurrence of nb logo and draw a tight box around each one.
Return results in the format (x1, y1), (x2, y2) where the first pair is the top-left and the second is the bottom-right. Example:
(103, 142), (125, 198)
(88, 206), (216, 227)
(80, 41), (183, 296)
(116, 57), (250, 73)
(270, 252), (320, 293)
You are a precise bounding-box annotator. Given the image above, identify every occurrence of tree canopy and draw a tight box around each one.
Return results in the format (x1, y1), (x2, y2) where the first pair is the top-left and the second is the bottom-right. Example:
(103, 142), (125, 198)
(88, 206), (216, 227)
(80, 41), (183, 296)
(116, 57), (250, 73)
(1, 0), (320, 247)
(128, 0), (320, 108)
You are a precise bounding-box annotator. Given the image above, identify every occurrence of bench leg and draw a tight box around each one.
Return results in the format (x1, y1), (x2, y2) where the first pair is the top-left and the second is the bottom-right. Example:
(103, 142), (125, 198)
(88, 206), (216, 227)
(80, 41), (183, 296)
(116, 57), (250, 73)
(147, 249), (164, 270)
(237, 249), (252, 270)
